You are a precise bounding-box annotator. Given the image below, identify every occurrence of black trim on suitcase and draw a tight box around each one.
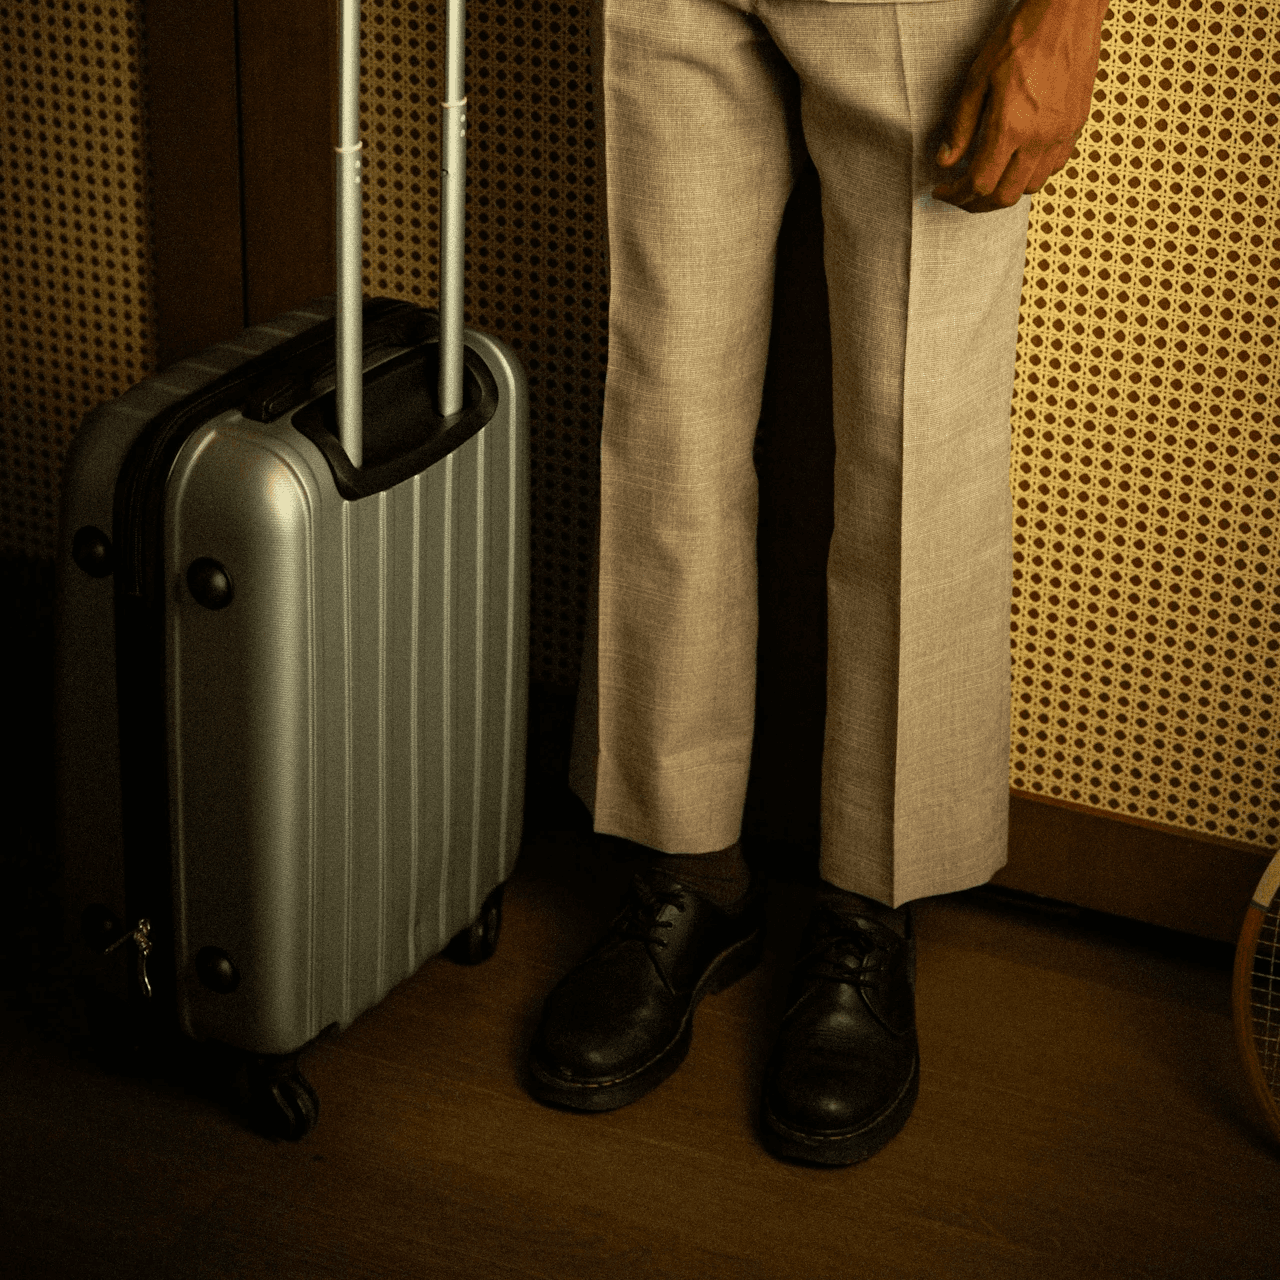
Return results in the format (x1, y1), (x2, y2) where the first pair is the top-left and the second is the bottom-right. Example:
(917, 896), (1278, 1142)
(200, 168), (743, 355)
(111, 580), (179, 1020)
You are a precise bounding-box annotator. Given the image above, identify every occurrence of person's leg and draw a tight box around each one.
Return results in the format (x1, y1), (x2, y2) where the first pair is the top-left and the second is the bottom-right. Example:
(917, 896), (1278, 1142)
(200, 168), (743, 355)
(527, 0), (803, 1114)
(754, 0), (1031, 1164)
(768, 0), (1030, 909)
(568, 0), (806, 858)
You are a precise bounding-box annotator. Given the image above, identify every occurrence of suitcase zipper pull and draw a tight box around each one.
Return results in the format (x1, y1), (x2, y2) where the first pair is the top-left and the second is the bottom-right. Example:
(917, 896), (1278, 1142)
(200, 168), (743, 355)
(104, 918), (154, 999)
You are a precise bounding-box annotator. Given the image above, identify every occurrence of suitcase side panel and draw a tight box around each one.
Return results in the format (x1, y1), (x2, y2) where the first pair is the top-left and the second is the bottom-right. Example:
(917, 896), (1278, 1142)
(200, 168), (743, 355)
(480, 328), (530, 892)
(56, 303), (339, 996)
(454, 330), (530, 941)
(166, 416), (321, 1050)
(56, 403), (133, 996)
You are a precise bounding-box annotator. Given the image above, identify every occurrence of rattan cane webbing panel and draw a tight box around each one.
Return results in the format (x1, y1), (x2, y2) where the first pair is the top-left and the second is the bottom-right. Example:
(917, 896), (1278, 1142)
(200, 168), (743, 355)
(0, 0), (157, 560)
(360, 0), (601, 688)
(1010, 0), (1280, 847)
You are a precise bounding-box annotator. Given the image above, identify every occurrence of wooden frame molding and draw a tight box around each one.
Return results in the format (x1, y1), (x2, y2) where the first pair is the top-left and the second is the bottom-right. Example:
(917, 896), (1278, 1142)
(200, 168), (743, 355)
(999, 789), (1269, 945)
(141, 0), (243, 371)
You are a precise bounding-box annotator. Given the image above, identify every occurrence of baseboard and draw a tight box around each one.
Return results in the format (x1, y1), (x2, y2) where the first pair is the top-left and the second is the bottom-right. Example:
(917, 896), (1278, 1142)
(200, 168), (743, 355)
(999, 789), (1270, 945)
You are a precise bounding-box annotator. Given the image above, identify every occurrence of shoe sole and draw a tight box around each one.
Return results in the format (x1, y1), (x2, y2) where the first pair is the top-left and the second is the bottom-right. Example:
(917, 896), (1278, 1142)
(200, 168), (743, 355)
(526, 922), (765, 1112)
(759, 1051), (919, 1166)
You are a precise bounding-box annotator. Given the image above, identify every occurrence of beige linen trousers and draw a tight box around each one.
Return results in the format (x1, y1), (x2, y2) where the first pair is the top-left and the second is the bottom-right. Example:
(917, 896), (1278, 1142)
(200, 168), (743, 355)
(568, 0), (1033, 907)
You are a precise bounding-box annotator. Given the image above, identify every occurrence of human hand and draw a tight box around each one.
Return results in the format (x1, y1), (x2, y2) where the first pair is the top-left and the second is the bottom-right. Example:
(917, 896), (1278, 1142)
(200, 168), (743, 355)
(932, 0), (1110, 213)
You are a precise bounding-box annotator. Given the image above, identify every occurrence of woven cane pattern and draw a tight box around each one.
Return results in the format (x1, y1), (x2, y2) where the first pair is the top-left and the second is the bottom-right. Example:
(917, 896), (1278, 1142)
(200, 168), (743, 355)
(1009, 0), (1280, 849)
(0, 1), (155, 559)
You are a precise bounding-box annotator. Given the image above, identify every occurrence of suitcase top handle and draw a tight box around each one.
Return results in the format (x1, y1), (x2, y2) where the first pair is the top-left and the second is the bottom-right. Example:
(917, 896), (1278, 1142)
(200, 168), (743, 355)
(335, 0), (468, 470)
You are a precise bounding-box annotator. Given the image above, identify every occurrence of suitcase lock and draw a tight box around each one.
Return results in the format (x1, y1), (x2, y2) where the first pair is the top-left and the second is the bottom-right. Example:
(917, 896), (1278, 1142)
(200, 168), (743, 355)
(103, 917), (154, 999)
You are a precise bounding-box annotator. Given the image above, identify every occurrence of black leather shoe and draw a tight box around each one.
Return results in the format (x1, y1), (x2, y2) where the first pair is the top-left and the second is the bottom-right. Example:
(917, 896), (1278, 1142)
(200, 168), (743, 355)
(527, 865), (766, 1111)
(760, 900), (918, 1165)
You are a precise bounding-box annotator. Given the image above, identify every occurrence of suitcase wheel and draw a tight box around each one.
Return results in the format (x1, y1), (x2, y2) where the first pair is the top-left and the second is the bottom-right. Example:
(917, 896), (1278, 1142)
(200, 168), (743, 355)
(246, 1052), (320, 1141)
(445, 883), (504, 965)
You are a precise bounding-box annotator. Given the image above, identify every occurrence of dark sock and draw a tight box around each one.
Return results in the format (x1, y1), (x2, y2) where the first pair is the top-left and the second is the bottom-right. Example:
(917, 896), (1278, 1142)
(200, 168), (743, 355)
(649, 840), (753, 910)
(815, 878), (909, 938)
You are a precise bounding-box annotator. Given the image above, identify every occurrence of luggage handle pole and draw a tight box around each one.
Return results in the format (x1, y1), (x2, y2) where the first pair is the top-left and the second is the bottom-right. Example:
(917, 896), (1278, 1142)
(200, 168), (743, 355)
(336, 0), (363, 469)
(439, 0), (467, 419)
(336, 0), (467, 472)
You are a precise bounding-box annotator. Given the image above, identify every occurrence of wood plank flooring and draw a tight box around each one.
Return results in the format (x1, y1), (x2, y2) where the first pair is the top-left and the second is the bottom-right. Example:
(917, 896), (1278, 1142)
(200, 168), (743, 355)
(3, 827), (1278, 1280)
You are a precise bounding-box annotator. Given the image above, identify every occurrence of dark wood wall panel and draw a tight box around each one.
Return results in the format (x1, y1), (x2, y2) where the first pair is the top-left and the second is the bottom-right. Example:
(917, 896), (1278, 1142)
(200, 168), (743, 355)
(141, 0), (243, 370)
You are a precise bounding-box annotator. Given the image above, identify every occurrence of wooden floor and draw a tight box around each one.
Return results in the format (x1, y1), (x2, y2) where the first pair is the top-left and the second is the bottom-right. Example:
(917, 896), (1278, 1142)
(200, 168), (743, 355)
(3, 824), (1279, 1280)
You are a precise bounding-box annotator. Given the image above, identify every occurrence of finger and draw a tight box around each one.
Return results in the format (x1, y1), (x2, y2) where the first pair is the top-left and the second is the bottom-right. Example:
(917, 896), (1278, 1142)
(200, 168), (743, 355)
(1024, 140), (1078, 195)
(933, 106), (1017, 205)
(936, 70), (991, 169)
(939, 139), (1053, 215)
(982, 148), (1045, 210)
(943, 165), (1022, 212)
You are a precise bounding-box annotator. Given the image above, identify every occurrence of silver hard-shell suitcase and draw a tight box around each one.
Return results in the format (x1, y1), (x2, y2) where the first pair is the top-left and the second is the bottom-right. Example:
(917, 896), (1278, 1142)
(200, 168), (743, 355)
(54, 0), (527, 1136)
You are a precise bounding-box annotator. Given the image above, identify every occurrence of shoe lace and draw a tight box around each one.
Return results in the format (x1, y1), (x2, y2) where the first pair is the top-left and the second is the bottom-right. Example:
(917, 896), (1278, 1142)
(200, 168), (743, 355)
(798, 916), (897, 988)
(614, 872), (688, 949)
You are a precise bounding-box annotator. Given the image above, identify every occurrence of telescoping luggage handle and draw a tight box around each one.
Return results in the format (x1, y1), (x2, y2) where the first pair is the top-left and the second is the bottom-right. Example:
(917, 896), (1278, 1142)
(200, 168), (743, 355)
(335, 0), (468, 470)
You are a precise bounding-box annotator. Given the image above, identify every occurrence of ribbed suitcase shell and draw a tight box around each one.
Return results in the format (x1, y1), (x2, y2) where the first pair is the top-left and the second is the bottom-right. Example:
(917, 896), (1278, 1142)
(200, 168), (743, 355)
(56, 294), (529, 1056)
